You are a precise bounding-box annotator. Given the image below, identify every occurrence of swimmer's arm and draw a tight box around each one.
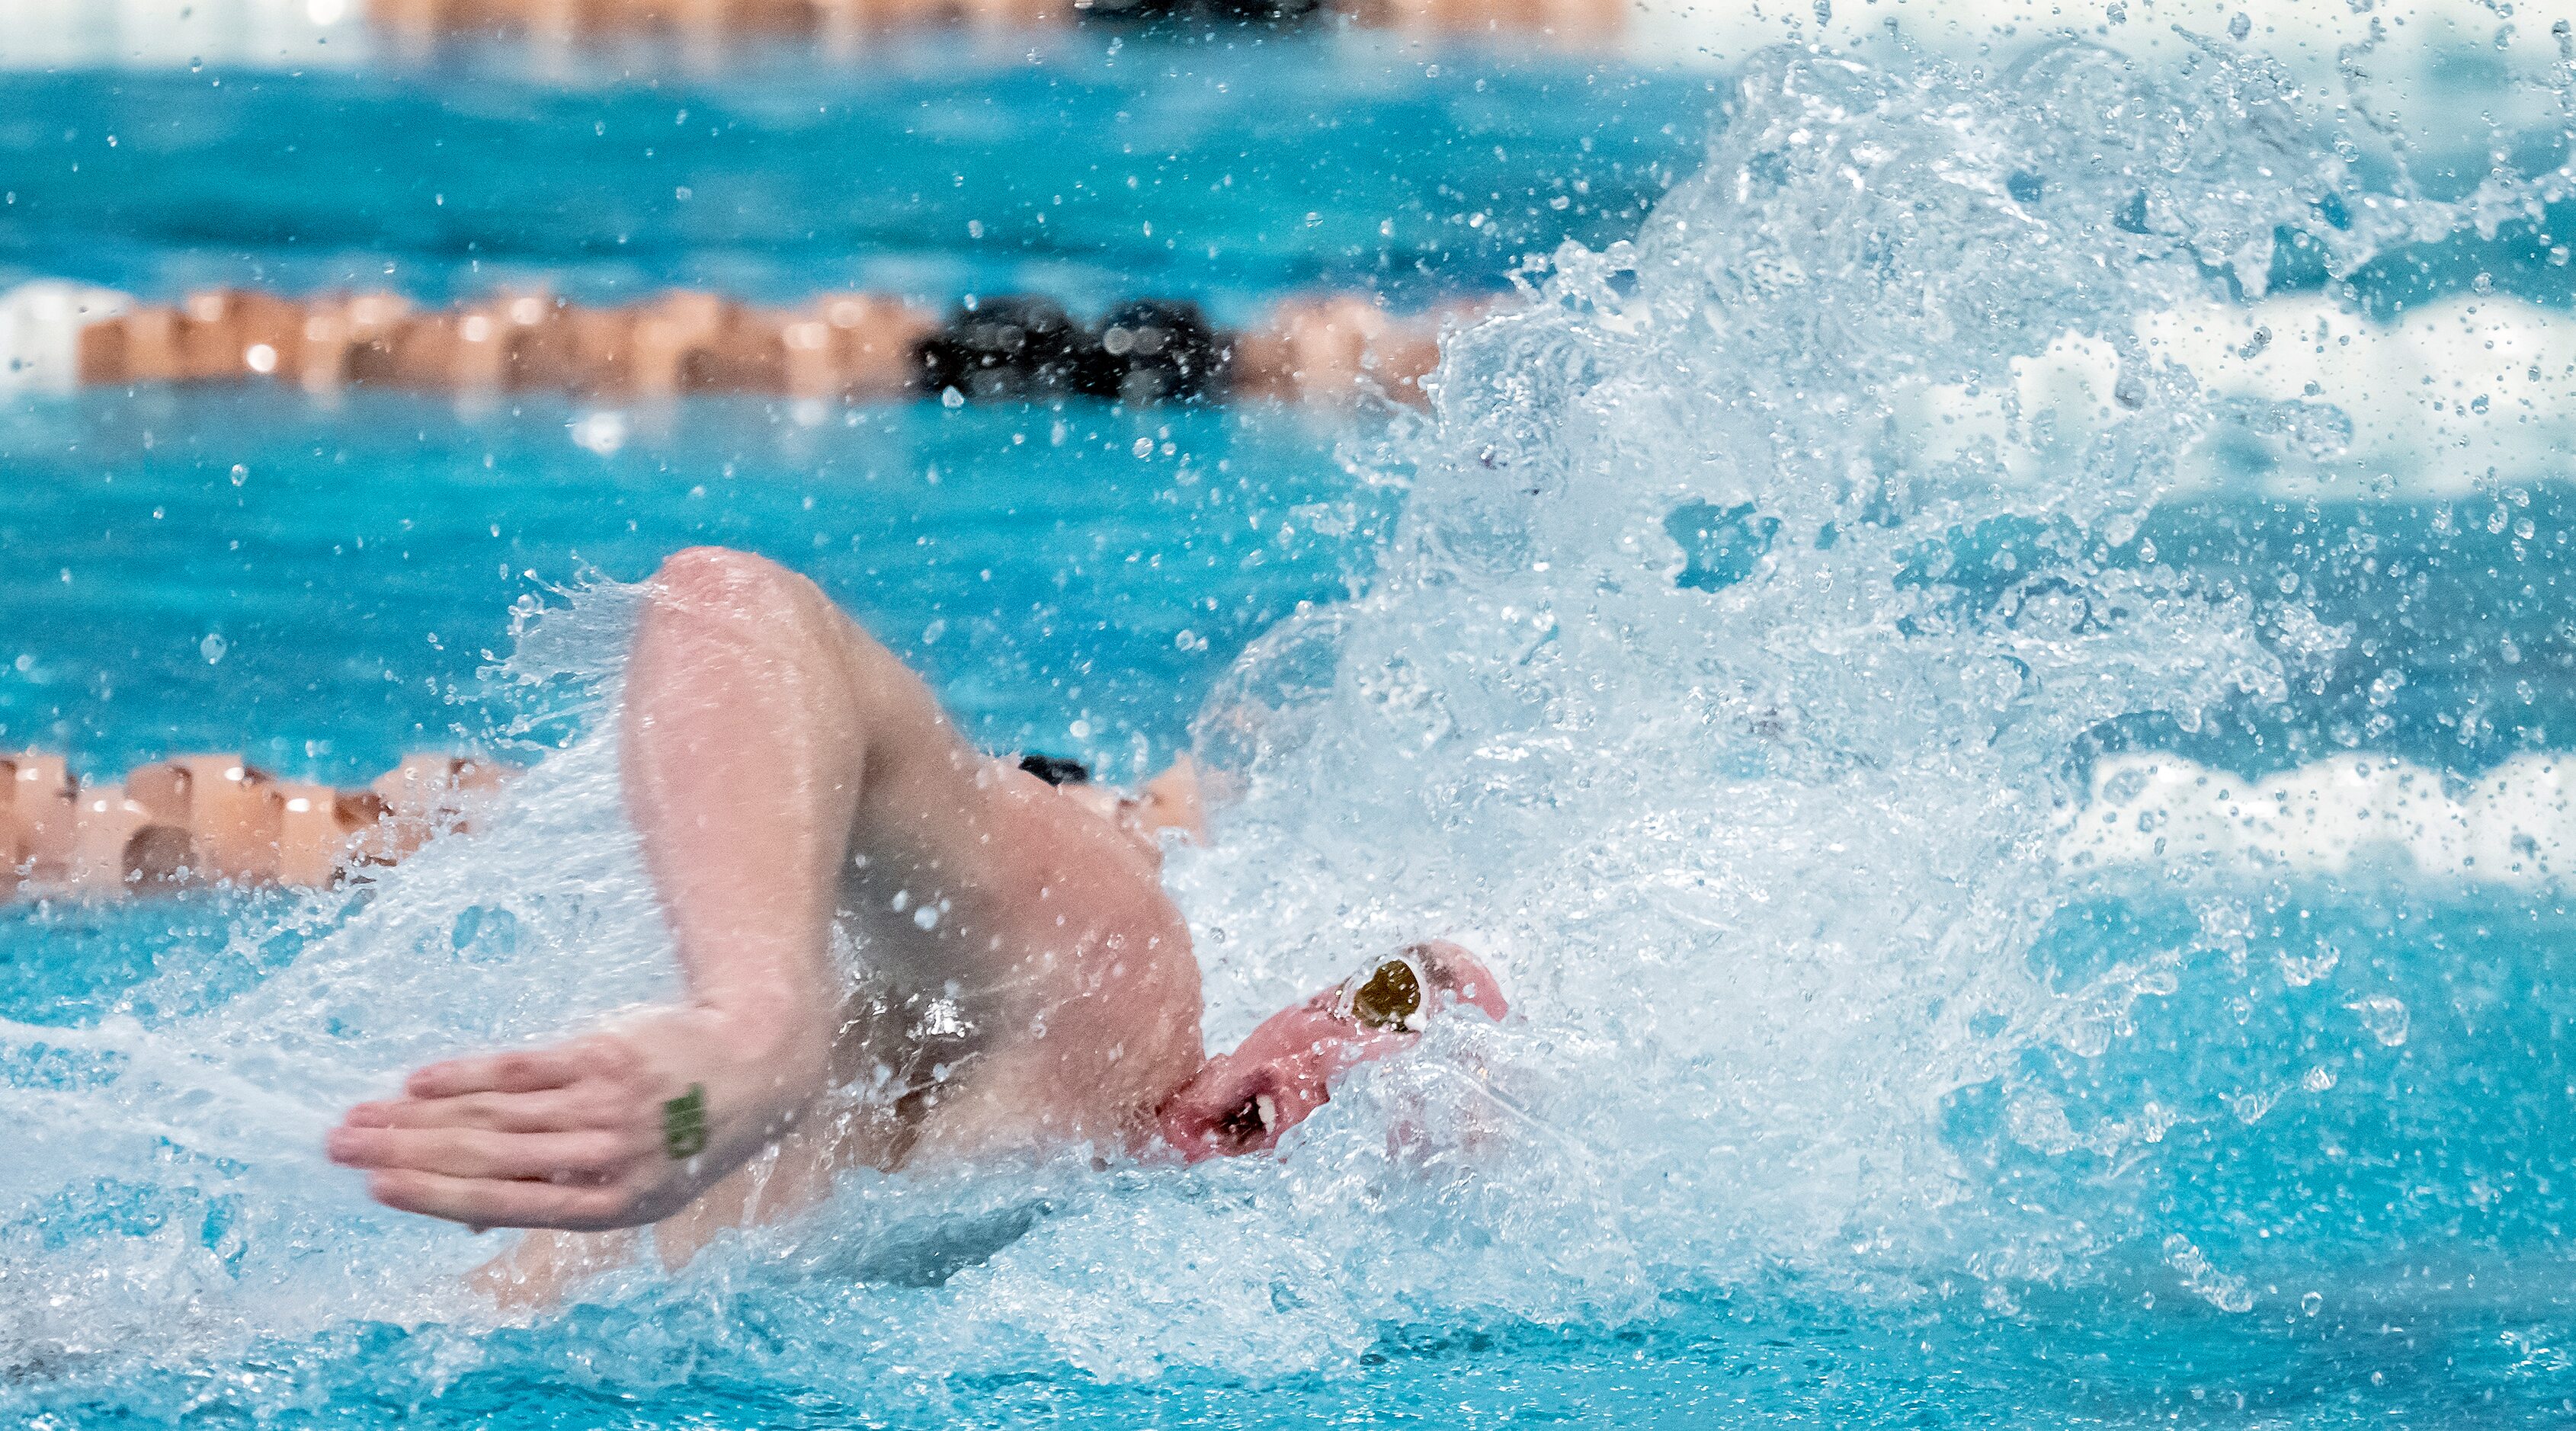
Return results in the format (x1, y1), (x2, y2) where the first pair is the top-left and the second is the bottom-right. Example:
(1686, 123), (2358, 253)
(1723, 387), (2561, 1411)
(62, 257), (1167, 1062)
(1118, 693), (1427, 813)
(330, 547), (991, 1231)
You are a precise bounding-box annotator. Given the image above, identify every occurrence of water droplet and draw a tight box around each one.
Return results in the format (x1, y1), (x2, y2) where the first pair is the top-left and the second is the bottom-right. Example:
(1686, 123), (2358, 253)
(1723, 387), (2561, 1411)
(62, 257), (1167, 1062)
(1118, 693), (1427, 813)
(2277, 938), (2339, 988)
(2344, 994), (2410, 1047)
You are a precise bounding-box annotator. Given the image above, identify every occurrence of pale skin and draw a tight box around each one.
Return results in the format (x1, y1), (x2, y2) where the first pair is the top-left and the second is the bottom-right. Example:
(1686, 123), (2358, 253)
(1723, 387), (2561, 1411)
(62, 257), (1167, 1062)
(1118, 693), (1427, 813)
(325, 546), (1504, 1303)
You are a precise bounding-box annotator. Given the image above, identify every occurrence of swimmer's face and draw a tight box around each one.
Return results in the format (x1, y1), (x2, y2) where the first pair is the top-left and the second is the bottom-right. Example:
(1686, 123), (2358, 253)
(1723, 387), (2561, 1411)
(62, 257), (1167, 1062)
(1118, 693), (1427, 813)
(1155, 942), (1506, 1163)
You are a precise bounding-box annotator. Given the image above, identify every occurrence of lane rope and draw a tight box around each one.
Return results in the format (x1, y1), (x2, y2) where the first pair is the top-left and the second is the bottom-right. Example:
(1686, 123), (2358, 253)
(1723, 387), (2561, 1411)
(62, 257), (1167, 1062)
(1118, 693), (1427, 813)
(1, 751), (509, 899)
(4, 280), (1485, 408)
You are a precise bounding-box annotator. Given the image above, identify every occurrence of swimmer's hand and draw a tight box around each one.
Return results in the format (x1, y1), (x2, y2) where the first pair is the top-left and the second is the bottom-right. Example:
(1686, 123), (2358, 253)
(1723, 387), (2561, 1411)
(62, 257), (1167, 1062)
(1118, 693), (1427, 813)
(326, 1005), (818, 1232)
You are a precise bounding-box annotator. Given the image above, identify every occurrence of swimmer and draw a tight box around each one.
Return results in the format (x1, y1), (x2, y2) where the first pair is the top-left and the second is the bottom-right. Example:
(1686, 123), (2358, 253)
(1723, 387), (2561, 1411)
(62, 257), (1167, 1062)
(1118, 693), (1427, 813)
(324, 546), (1506, 1298)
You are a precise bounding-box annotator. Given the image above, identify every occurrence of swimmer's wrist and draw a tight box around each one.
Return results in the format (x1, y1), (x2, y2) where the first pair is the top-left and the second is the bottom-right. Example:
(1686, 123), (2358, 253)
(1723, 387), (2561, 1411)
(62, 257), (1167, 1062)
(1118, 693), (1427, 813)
(609, 1004), (831, 1145)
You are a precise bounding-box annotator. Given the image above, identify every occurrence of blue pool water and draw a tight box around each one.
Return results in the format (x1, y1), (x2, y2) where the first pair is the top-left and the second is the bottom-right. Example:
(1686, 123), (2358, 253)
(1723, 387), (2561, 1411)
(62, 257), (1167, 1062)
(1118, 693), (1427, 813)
(6, 23), (2576, 1429)
(0, 389), (1392, 782)
(0, 43), (1708, 319)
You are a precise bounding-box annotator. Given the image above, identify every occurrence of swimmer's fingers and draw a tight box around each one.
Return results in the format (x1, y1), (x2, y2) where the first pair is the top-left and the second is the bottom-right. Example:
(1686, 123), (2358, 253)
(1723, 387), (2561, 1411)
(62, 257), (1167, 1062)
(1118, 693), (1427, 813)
(363, 1168), (636, 1232)
(328, 1124), (648, 1183)
(344, 1089), (611, 1135)
(403, 1045), (594, 1099)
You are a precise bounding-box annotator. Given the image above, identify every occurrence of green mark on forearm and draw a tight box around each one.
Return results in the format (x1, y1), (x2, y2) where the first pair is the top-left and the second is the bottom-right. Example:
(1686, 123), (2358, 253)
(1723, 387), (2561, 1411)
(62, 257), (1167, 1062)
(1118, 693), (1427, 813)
(663, 1083), (708, 1159)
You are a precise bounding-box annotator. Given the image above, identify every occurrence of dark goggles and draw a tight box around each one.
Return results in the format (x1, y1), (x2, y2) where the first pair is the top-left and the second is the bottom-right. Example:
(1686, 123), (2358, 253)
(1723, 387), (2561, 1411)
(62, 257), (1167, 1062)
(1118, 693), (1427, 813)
(1338, 956), (1427, 1032)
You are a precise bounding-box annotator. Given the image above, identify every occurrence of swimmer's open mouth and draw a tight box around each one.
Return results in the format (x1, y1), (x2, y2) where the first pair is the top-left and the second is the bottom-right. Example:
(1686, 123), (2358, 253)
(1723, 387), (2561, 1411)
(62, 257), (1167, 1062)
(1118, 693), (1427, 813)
(1208, 1081), (1281, 1154)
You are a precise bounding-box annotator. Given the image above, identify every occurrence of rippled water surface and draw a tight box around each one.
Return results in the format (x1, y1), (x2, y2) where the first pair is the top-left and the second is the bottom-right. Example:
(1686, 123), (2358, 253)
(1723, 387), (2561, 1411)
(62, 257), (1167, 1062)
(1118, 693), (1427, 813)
(5, 21), (2576, 1429)
(0, 40), (1708, 315)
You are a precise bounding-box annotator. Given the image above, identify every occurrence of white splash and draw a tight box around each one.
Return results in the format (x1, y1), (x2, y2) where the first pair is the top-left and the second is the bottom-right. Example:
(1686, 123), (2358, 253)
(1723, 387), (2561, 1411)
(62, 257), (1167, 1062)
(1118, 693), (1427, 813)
(2066, 751), (2576, 888)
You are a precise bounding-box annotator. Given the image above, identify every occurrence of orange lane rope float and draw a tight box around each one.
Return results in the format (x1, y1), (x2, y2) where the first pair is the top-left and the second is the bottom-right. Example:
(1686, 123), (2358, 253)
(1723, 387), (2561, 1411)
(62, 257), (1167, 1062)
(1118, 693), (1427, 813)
(57, 287), (1482, 408)
(0, 752), (511, 901)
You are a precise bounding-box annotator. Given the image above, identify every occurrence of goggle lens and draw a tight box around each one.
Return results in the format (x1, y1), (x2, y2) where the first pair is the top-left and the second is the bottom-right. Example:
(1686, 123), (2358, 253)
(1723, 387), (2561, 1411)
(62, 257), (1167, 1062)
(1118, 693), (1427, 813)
(1347, 958), (1424, 1032)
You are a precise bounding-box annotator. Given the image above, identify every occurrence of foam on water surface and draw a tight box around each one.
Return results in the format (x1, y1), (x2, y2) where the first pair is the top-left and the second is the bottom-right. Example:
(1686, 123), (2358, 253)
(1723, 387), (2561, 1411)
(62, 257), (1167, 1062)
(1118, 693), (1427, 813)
(2065, 751), (2576, 887)
(4, 34), (2576, 1426)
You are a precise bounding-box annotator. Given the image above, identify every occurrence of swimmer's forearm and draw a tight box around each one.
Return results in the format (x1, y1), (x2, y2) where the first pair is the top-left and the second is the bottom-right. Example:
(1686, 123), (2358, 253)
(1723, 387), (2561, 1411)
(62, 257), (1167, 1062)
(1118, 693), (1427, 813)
(330, 556), (860, 1233)
(621, 549), (868, 1103)
(619, 549), (989, 1136)
(332, 549), (1002, 1233)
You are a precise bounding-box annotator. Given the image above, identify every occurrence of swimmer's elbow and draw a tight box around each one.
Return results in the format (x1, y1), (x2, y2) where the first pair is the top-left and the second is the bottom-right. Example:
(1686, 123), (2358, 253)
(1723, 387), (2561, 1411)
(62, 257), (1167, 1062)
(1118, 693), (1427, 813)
(642, 548), (822, 638)
(652, 546), (795, 603)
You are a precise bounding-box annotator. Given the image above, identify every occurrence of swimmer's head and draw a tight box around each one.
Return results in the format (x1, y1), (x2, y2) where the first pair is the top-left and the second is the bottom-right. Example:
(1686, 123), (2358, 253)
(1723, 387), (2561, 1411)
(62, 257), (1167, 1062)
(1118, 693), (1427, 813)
(1020, 751), (1207, 847)
(1154, 940), (1507, 1163)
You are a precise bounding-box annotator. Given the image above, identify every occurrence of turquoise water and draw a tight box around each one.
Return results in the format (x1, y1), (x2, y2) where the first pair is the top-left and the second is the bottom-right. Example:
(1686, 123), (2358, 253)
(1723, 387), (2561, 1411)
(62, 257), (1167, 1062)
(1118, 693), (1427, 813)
(0, 42), (1706, 318)
(6, 27), (2576, 1429)
(0, 390), (1393, 781)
